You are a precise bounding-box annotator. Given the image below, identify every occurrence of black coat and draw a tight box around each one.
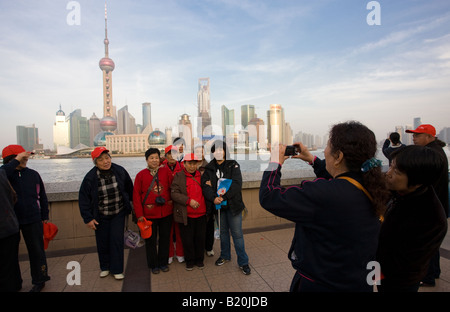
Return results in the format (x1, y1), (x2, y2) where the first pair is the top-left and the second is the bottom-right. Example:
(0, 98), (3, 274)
(79, 163), (133, 224)
(426, 140), (449, 217)
(201, 159), (245, 216)
(260, 161), (380, 291)
(376, 186), (448, 286)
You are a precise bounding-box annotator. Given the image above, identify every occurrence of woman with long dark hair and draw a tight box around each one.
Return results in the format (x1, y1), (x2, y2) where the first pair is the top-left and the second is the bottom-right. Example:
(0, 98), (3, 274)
(260, 121), (390, 291)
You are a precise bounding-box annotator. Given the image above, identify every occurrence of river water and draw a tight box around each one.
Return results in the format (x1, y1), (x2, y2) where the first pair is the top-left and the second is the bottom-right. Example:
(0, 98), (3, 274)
(25, 149), (394, 184)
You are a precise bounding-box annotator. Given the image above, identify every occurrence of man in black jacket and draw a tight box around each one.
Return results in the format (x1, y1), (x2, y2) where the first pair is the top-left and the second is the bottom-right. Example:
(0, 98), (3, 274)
(406, 124), (449, 286)
(1, 145), (50, 292)
(201, 140), (251, 275)
(377, 145), (448, 292)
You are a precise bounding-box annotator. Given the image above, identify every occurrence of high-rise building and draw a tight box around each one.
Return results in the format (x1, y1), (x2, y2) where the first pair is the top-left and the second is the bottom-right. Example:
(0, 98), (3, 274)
(68, 109), (90, 148)
(438, 127), (450, 145)
(53, 105), (70, 150)
(197, 78), (211, 138)
(17, 124), (39, 152)
(241, 105), (255, 129)
(413, 117), (422, 130)
(267, 104), (285, 145)
(89, 113), (101, 146)
(98, 2), (117, 133)
(117, 105), (137, 135)
(221, 105), (235, 137)
(179, 113), (193, 148)
(248, 115), (265, 150)
(142, 102), (153, 133)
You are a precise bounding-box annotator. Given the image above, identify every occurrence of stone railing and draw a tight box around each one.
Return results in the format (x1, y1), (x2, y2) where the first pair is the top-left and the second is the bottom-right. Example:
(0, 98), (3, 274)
(22, 169), (314, 255)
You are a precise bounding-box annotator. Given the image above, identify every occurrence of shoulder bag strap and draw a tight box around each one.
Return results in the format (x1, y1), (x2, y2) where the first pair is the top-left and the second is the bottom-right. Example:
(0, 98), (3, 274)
(190, 175), (202, 187)
(142, 171), (159, 207)
(337, 176), (373, 202)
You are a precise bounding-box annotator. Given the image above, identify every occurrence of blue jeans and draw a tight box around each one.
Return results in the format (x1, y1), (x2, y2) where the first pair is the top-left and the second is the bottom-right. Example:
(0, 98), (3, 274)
(218, 209), (249, 267)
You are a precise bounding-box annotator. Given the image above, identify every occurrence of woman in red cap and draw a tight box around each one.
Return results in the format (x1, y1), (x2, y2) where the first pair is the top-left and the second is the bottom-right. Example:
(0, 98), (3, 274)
(162, 145), (185, 264)
(171, 153), (207, 270)
(78, 147), (134, 280)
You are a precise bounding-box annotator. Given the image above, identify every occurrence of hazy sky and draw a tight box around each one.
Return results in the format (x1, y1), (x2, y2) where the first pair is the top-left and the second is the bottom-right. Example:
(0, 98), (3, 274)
(1, 0), (450, 150)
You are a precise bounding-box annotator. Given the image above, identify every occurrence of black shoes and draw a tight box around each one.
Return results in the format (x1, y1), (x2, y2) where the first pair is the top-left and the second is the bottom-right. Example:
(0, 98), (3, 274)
(240, 264), (251, 275)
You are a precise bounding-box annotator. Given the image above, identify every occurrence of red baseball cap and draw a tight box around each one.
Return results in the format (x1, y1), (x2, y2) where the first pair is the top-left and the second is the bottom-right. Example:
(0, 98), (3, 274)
(405, 124), (436, 136)
(183, 153), (198, 162)
(164, 145), (177, 155)
(2, 145), (34, 159)
(91, 146), (110, 160)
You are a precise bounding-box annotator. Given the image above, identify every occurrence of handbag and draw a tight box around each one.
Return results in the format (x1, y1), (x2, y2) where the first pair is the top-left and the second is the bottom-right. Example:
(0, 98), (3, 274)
(124, 214), (144, 248)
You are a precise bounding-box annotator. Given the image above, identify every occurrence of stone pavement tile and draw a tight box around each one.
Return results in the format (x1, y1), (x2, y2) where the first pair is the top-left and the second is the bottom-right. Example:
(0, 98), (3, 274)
(260, 228), (294, 253)
(19, 251), (128, 292)
(255, 261), (295, 292)
(243, 232), (277, 248)
(178, 274), (212, 292)
(419, 257), (450, 292)
(246, 245), (290, 268)
(206, 266), (273, 292)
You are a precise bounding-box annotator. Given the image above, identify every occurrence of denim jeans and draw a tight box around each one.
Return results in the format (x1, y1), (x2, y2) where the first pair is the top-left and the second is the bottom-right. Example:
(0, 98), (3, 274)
(218, 209), (249, 266)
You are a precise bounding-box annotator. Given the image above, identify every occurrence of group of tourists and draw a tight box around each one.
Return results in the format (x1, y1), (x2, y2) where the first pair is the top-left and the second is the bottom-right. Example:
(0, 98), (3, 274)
(78, 138), (251, 281)
(1, 121), (449, 293)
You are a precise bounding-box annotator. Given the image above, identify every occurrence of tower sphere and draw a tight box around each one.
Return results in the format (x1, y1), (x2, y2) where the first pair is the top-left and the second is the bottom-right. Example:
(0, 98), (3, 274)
(100, 116), (117, 132)
(99, 57), (115, 72)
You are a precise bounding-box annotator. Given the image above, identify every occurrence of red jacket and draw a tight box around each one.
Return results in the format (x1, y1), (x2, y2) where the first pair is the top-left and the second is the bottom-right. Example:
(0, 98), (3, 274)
(133, 165), (173, 219)
(162, 159), (184, 177)
(171, 169), (206, 225)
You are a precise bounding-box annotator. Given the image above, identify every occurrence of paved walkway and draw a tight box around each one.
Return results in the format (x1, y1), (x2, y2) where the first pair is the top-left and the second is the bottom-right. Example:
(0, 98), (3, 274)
(18, 222), (450, 292)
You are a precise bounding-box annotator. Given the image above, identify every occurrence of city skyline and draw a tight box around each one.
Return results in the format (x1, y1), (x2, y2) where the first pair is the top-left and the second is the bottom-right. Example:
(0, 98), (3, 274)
(1, 1), (450, 149)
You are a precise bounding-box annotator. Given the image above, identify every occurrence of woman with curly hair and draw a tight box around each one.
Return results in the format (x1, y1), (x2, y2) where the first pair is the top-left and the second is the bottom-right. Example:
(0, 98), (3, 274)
(260, 121), (390, 292)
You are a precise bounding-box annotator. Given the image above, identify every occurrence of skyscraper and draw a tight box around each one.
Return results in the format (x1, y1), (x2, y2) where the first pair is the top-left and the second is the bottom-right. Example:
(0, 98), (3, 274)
(241, 105), (255, 129)
(117, 105), (137, 135)
(142, 102), (153, 133)
(197, 78), (211, 138)
(267, 104), (285, 145)
(68, 109), (90, 148)
(17, 124), (39, 152)
(221, 105), (235, 137)
(53, 105), (70, 150)
(99, 1), (117, 132)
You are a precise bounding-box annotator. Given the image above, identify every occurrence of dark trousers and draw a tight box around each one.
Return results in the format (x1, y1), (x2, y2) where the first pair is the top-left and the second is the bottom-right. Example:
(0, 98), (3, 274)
(0, 232), (22, 291)
(95, 210), (126, 274)
(145, 214), (172, 269)
(205, 214), (215, 252)
(21, 221), (50, 285)
(422, 251), (441, 283)
(179, 215), (206, 266)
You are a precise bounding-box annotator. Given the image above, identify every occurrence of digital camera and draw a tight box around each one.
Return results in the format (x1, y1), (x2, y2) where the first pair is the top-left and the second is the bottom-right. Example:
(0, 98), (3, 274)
(155, 196), (166, 206)
(284, 144), (301, 156)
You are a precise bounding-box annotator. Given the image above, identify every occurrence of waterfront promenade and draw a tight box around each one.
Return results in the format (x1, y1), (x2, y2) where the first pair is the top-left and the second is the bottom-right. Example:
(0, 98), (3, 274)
(18, 221), (450, 293)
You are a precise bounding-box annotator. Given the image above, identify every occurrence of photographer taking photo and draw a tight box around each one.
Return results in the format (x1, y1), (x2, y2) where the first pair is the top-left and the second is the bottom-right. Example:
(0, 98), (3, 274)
(259, 121), (390, 292)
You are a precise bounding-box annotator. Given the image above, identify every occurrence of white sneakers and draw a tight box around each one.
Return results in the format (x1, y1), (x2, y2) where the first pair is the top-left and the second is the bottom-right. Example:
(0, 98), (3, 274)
(100, 270), (110, 277)
(99, 270), (124, 280)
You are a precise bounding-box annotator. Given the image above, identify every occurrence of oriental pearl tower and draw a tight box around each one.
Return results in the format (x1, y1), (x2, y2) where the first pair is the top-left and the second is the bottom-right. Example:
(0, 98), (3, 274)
(99, 1), (117, 132)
